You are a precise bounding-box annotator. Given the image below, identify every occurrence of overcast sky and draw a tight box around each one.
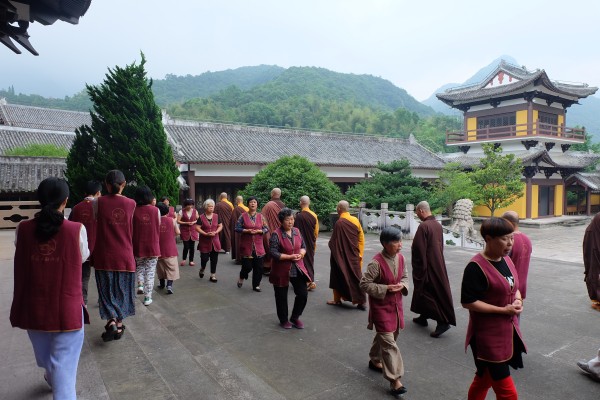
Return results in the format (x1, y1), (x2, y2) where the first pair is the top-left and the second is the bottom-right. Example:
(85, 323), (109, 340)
(2, 0), (599, 101)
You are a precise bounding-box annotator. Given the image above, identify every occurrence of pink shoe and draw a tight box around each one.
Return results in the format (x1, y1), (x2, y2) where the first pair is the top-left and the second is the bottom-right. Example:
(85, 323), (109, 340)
(280, 321), (292, 329)
(180, 261), (185, 266)
(290, 318), (304, 329)
(189, 261), (195, 266)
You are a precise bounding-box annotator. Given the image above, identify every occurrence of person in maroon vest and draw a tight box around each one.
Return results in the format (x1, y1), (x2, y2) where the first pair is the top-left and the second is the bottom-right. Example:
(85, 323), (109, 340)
(156, 202), (180, 294)
(269, 208), (309, 329)
(261, 188), (286, 274)
(68, 180), (101, 305)
(177, 198), (199, 266)
(359, 227), (409, 398)
(461, 217), (526, 400)
(501, 211), (532, 305)
(235, 196), (269, 291)
(133, 186), (161, 306)
(160, 196), (176, 219)
(196, 199), (223, 282)
(94, 169), (136, 342)
(11, 177), (90, 399)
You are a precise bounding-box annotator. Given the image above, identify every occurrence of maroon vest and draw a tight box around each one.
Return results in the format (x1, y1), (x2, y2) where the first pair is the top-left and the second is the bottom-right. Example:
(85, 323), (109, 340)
(133, 205), (160, 257)
(159, 215), (178, 258)
(197, 213), (222, 253)
(69, 199), (97, 255)
(510, 232), (532, 299)
(168, 206), (175, 219)
(368, 253), (405, 332)
(465, 253), (526, 362)
(11, 219), (85, 331)
(269, 228), (310, 286)
(239, 212), (266, 257)
(180, 208), (199, 241)
(94, 194), (136, 272)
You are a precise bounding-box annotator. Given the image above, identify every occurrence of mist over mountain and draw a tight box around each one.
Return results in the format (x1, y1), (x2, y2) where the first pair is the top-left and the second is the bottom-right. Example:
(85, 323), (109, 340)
(421, 55), (600, 141)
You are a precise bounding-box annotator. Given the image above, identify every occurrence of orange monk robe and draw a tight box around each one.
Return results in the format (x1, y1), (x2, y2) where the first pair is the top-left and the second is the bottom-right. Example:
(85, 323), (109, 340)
(294, 207), (319, 281)
(214, 199), (234, 252)
(329, 211), (365, 304)
(261, 199), (286, 271)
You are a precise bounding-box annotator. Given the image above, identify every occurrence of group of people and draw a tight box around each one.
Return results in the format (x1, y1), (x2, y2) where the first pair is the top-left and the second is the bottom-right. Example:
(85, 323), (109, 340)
(14, 171), (600, 399)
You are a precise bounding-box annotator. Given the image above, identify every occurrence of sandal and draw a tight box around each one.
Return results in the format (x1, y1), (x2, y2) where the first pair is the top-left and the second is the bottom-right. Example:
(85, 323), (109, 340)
(101, 323), (118, 342)
(326, 300), (342, 306)
(209, 276), (217, 282)
(199, 268), (205, 278)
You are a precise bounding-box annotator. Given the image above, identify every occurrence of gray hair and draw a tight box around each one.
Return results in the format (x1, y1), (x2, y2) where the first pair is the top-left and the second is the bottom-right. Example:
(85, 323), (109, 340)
(416, 201), (430, 212)
(203, 199), (215, 209)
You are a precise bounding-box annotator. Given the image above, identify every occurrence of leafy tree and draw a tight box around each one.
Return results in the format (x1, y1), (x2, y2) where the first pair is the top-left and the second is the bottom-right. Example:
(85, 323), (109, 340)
(345, 160), (430, 211)
(470, 144), (524, 216)
(430, 162), (481, 215)
(65, 53), (180, 203)
(4, 143), (68, 157)
(239, 156), (342, 227)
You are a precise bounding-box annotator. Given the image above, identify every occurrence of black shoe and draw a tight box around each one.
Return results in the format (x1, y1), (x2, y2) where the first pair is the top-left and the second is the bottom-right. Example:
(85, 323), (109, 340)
(368, 360), (383, 373)
(158, 279), (165, 289)
(412, 316), (428, 327)
(356, 304), (367, 311)
(430, 323), (451, 338)
(199, 268), (205, 279)
(390, 385), (407, 397)
(237, 280), (243, 288)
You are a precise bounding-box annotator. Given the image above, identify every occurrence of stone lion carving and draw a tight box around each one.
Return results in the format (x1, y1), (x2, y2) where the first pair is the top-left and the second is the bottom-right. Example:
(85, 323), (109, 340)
(449, 199), (477, 237)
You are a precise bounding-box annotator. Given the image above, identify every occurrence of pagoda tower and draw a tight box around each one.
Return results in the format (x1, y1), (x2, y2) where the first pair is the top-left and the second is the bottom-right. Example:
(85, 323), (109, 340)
(437, 60), (598, 218)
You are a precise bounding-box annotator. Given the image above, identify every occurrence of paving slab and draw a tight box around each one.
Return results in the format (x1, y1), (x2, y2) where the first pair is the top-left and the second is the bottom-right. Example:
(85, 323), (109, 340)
(1, 222), (599, 400)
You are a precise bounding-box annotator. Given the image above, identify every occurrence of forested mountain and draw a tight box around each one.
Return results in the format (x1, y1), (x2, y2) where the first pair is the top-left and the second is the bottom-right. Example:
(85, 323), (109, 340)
(0, 86), (92, 111)
(151, 65), (285, 105)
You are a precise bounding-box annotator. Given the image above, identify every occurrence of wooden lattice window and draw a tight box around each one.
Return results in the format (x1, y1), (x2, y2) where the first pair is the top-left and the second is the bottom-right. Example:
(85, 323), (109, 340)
(477, 113), (516, 129)
(539, 112), (558, 125)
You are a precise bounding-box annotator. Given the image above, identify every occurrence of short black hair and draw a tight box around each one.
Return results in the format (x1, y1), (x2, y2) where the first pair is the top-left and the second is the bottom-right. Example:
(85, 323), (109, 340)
(159, 196), (169, 203)
(277, 208), (294, 223)
(480, 217), (514, 239)
(247, 196), (258, 205)
(105, 170), (125, 192)
(183, 198), (195, 207)
(85, 180), (102, 196)
(134, 185), (154, 206)
(380, 227), (401, 245)
(156, 202), (169, 216)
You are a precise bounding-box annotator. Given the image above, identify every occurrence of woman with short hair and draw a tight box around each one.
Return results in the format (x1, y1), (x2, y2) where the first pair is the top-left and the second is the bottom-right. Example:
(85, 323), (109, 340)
(177, 198), (199, 266)
(196, 199), (223, 282)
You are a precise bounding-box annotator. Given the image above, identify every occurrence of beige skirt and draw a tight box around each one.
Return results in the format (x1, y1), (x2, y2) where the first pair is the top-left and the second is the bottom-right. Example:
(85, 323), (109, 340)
(157, 256), (180, 280)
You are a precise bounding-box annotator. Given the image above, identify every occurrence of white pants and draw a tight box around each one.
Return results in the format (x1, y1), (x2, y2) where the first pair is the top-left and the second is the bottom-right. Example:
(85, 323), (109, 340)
(586, 348), (600, 376)
(27, 326), (84, 400)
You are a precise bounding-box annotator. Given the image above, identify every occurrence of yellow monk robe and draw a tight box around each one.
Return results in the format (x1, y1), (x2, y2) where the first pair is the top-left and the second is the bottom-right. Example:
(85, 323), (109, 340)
(330, 211), (365, 304)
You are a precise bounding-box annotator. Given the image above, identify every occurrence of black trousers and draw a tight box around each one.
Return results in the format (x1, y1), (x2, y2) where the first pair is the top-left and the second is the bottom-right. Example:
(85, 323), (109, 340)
(200, 251), (219, 273)
(273, 275), (308, 323)
(240, 255), (264, 288)
(82, 261), (91, 305)
(182, 239), (195, 261)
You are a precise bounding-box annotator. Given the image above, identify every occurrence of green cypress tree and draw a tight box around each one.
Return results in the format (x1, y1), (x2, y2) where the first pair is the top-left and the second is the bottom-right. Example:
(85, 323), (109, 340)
(66, 53), (180, 202)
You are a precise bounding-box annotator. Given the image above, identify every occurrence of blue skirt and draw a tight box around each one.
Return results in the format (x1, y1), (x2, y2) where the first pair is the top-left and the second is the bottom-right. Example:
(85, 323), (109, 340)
(95, 270), (136, 321)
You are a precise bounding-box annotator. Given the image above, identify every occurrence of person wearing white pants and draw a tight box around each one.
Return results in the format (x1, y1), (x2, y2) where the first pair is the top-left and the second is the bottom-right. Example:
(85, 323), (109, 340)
(577, 348), (600, 381)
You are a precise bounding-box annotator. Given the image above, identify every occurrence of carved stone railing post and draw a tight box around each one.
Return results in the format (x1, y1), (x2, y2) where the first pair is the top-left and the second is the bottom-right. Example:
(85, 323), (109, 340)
(380, 203), (388, 230)
(405, 204), (416, 239)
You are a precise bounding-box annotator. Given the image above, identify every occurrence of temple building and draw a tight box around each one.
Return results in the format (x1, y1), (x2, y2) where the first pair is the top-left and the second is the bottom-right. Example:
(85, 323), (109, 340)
(437, 60), (599, 218)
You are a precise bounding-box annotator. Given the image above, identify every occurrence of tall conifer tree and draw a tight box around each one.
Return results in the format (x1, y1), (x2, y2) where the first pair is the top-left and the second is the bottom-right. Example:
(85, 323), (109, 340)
(66, 54), (180, 201)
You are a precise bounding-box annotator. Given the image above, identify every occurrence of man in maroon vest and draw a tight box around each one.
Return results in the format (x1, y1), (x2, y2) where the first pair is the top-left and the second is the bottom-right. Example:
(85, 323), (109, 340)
(261, 188), (286, 273)
(68, 180), (101, 305)
(360, 227), (409, 397)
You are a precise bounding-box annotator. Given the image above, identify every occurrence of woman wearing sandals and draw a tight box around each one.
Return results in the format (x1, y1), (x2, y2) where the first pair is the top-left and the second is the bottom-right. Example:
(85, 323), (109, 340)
(269, 208), (309, 329)
(196, 199), (223, 282)
(11, 177), (90, 399)
(177, 198), (199, 266)
(94, 170), (136, 342)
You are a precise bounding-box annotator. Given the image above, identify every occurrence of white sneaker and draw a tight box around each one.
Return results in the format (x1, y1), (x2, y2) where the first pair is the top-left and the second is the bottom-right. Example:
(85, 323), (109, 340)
(143, 297), (152, 306)
(137, 285), (144, 294)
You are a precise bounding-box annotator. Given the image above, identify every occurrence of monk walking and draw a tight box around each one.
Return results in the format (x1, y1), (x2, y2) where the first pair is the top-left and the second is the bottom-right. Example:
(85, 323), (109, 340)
(261, 188), (286, 274)
(231, 196), (248, 264)
(327, 200), (366, 310)
(294, 195), (319, 290)
(502, 211), (532, 303)
(214, 192), (234, 253)
(411, 201), (456, 338)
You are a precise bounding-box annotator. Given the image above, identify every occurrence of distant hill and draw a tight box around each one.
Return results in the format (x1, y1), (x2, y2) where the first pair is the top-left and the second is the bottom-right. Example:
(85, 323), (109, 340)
(151, 65), (285, 105)
(421, 55), (600, 141)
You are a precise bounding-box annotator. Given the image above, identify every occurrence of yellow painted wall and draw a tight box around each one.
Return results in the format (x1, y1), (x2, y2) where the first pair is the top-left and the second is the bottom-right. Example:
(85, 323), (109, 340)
(516, 110), (528, 136)
(558, 114), (564, 136)
(554, 184), (564, 216)
(467, 117), (477, 141)
(473, 187), (527, 217)
(592, 194), (600, 206)
(531, 185), (539, 218)
(533, 110), (539, 135)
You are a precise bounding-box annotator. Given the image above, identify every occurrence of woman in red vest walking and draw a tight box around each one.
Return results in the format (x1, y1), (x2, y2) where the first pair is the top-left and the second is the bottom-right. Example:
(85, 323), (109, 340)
(177, 198), (199, 266)
(359, 227), (409, 397)
(268, 208), (309, 329)
(235, 196), (268, 291)
(156, 202), (180, 294)
(461, 217), (526, 400)
(11, 177), (90, 399)
(133, 186), (161, 306)
(94, 170), (137, 342)
(196, 199), (223, 282)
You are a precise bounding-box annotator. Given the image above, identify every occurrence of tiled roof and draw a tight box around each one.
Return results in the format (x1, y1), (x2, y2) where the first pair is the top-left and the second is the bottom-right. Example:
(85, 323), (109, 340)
(436, 60), (598, 105)
(441, 148), (599, 169)
(165, 122), (446, 169)
(566, 172), (600, 192)
(0, 128), (75, 154)
(0, 103), (91, 132)
(0, 156), (66, 193)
